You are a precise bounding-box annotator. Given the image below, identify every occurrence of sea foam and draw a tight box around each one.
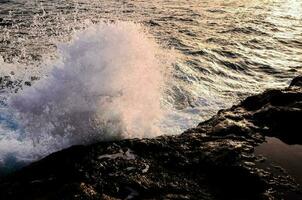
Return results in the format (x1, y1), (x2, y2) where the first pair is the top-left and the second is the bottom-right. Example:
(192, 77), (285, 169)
(0, 21), (168, 167)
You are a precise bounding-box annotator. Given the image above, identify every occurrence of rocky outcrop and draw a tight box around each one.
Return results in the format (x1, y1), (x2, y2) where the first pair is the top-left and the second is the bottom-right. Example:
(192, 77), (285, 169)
(0, 77), (301, 200)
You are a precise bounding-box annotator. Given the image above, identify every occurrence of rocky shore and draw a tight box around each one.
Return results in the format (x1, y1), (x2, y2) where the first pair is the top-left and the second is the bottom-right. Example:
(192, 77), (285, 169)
(0, 76), (301, 200)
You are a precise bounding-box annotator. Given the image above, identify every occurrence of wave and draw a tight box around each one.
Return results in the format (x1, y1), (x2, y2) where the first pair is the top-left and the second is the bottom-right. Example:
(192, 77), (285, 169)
(0, 21), (170, 170)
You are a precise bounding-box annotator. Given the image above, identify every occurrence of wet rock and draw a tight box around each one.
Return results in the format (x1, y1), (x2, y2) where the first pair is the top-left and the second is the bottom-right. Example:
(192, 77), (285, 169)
(290, 76), (302, 87)
(0, 76), (301, 199)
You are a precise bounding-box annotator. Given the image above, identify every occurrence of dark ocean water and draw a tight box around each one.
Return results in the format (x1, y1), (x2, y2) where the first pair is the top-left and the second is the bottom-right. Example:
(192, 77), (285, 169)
(0, 0), (301, 170)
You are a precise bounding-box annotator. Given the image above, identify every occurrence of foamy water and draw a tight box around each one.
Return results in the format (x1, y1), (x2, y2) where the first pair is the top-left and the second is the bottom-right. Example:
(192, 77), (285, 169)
(0, 22), (173, 169)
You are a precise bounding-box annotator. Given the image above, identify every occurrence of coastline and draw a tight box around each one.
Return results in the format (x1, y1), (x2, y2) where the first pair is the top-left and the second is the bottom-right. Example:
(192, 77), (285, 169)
(0, 76), (301, 199)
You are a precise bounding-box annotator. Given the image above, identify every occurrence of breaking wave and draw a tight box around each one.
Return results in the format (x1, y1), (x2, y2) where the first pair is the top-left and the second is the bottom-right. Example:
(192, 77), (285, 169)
(0, 21), (170, 170)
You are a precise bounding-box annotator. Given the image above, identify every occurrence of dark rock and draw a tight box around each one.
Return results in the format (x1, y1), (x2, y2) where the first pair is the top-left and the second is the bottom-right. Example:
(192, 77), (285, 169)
(290, 76), (302, 87)
(0, 76), (301, 199)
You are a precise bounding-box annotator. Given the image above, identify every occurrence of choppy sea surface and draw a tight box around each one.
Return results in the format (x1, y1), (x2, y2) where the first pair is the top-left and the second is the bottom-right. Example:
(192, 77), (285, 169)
(0, 0), (301, 171)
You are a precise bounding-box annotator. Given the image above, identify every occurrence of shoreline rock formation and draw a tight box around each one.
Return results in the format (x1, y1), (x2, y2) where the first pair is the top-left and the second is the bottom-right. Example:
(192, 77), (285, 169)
(0, 76), (301, 200)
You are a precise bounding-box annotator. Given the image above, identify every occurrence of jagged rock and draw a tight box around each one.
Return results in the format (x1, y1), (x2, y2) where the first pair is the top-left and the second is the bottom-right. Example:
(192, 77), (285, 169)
(0, 76), (301, 200)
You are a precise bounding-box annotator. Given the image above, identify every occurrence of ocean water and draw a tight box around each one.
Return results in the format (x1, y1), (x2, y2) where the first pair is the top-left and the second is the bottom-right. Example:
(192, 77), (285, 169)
(0, 0), (301, 171)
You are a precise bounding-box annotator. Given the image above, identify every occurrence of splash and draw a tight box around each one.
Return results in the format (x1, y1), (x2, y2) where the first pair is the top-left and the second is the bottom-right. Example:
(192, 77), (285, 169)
(0, 21), (168, 168)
